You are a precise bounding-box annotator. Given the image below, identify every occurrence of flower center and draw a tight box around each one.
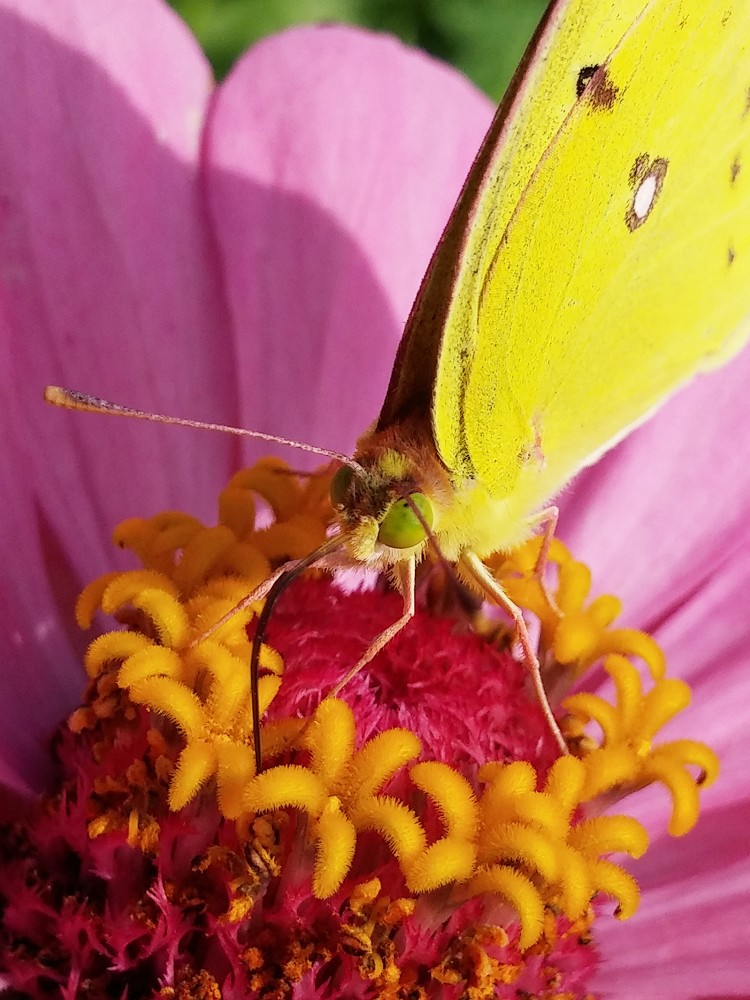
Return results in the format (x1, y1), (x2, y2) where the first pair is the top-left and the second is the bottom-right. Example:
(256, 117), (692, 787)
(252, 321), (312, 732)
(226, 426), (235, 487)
(0, 460), (718, 997)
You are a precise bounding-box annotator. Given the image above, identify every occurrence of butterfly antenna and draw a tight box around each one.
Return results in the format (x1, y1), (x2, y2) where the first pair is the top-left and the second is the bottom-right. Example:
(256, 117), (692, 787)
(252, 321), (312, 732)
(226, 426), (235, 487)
(249, 534), (344, 772)
(44, 385), (364, 472)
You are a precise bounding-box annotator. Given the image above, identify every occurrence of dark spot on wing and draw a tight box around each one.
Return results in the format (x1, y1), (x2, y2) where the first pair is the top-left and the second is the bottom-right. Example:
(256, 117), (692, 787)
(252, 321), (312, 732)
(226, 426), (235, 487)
(731, 155), (741, 184)
(576, 65), (600, 98)
(728, 245), (736, 266)
(625, 155), (669, 232)
(578, 65), (619, 109)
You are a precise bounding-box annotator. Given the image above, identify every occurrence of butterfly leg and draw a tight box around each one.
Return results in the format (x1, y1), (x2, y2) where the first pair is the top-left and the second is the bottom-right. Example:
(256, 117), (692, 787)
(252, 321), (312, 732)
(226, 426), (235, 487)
(528, 504), (560, 614)
(460, 550), (568, 755)
(328, 558), (416, 698)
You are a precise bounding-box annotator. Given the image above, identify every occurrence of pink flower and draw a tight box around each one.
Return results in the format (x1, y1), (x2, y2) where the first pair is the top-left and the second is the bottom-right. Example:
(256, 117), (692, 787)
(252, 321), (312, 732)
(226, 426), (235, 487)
(0, 1), (748, 997)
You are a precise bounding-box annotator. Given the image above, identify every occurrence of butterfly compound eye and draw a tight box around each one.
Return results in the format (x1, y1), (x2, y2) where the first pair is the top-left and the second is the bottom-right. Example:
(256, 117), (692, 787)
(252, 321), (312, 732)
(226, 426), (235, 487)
(378, 493), (433, 549)
(330, 464), (355, 508)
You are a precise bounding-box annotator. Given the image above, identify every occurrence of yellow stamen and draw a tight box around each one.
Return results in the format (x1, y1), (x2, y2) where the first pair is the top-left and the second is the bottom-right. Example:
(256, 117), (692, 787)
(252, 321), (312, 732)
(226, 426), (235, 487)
(84, 631), (153, 678)
(563, 655), (717, 834)
(303, 697), (356, 790)
(188, 642), (253, 729)
(405, 836), (477, 892)
(543, 754), (587, 814)
(490, 537), (666, 679)
(462, 865), (545, 950)
(75, 571), (121, 628)
(112, 512), (203, 573)
(98, 568), (180, 607)
(215, 741), (257, 820)
(169, 740), (216, 810)
(313, 798), (357, 898)
(567, 815), (649, 860)
(116, 646), (184, 687)
(244, 765), (328, 817)
(587, 859), (641, 919)
(340, 729), (422, 804)
(409, 761), (479, 840)
(349, 795), (427, 866)
(129, 676), (205, 739)
(477, 821), (561, 882)
(171, 524), (238, 593)
(640, 754), (703, 836)
(552, 843), (593, 918)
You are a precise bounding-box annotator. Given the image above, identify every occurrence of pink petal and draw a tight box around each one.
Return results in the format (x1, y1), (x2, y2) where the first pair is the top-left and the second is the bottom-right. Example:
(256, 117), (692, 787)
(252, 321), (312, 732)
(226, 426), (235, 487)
(203, 24), (493, 458)
(0, 0), (232, 786)
(0, 361), (86, 791)
(593, 801), (749, 998)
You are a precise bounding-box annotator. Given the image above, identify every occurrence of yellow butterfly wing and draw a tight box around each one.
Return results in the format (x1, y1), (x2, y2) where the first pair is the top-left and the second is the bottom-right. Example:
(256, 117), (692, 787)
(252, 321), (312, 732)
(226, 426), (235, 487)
(377, 0), (649, 434)
(460, 0), (750, 508)
(379, 0), (750, 548)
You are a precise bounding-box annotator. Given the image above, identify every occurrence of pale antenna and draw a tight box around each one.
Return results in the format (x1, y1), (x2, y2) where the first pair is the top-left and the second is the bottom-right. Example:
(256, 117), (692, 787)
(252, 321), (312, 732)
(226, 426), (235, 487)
(44, 386), (363, 472)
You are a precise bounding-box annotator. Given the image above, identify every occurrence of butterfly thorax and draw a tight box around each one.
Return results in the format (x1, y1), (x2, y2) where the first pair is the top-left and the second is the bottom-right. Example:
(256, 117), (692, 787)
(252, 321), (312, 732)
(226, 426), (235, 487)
(332, 417), (535, 568)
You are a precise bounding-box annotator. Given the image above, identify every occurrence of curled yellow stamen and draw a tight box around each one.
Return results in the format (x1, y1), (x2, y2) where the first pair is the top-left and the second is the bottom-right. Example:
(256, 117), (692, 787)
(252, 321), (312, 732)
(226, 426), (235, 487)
(303, 698), (356, 790)
(406, 836), (477, 892)
(84, 631), (153, 678)
(489, 537), (665, 679)
(171, 525), (238, 593)
(341, 729), (422, 804)
(462, 866), (544, 951)
(169, 740), (216, 810)
(567, 815), (649, 860)
(116, 646), (184, 687)
(313, 799), (357, 898)
(129, 676), (205, 741)
(409, 762), (478, 840)
(477, 821), (560, 882)
(350, 795), (427, 867)
(587, 859), (641, 919)
(244, 765), (327, 817)
(564, 656), (716, 835)
(215, 742), (257, 820)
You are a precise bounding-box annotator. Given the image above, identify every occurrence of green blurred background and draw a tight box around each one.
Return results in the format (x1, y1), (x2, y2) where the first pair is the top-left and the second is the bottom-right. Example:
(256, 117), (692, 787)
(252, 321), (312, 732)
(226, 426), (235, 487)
(167, 0), (549, 100)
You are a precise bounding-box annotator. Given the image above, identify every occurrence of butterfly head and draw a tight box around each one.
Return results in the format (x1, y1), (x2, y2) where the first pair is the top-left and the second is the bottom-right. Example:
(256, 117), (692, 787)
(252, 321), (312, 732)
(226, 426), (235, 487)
(330, 444), (438, 566)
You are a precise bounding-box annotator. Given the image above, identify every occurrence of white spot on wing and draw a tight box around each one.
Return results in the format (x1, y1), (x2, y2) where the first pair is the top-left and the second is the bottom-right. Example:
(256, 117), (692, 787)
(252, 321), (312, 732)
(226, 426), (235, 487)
(633, 174), (658, 219)
(626, 155), (668, 231)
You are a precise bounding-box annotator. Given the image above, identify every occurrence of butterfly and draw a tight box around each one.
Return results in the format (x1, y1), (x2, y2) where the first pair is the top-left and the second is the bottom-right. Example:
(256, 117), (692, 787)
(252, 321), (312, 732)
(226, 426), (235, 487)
(46, 0), (750, 767)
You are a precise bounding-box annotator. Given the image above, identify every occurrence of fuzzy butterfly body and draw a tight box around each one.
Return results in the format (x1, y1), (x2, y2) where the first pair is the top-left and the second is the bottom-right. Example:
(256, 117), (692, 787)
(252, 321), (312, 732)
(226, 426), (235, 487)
(334, 0), (750, 572)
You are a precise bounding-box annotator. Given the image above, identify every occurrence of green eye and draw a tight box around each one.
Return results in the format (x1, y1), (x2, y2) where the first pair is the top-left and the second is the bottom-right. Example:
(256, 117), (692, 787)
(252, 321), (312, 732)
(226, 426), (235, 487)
(330, 465), (354, 507)
(378, 493), (433, 548)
